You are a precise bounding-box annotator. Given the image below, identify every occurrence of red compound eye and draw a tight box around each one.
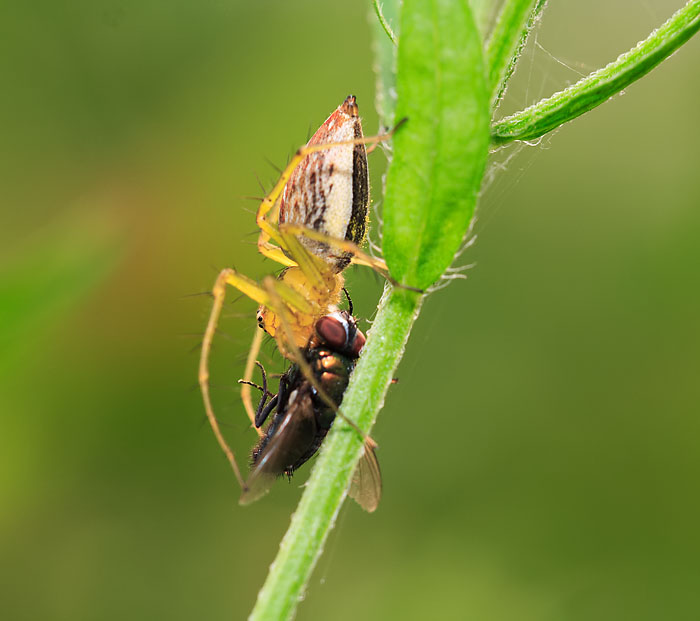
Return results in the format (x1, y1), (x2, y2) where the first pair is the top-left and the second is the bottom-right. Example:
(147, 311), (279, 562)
(315, 316), (347, 350)
(350, 329), (366, 357)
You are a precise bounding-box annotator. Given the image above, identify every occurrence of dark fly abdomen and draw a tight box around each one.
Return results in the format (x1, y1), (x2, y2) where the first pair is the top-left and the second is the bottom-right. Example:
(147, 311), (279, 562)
(251, 348), (355, 475)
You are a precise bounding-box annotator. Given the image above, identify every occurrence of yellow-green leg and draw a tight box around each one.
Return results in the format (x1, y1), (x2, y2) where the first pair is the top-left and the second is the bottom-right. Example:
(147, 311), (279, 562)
(199, 267), (324, 488)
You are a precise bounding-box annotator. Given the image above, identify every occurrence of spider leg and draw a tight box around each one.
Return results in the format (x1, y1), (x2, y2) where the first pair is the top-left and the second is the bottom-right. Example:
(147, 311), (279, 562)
(257, 242), (297, 267)
(278, 229), (332, 292)
(240, 329), (265, 435)
(279, 223), (423, 292)
(198, 267), (322, 490)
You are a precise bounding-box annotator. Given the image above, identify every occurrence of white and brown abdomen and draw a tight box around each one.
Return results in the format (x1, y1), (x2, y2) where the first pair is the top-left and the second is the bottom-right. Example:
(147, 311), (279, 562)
(279, 95), (369, 272)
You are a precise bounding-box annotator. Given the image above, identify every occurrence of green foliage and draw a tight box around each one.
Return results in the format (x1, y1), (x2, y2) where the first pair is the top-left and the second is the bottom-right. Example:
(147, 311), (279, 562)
(468, 0), (496, 36)
(250, 0), (700, 618)
(486, 0), (547, 109)
(371, 0), (400, 127)
(492, 0), (700, 143)
(383, 0), (490, 290)
(372, 0), (398, 46)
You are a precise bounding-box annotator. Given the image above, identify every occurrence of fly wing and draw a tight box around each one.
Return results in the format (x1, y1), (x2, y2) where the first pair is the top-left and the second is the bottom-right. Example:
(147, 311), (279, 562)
(239, 390), (317, 506)
(348, 439), (382, 512)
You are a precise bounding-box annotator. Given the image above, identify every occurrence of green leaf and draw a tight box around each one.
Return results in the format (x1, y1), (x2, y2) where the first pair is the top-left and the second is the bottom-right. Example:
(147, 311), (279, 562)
(383, 0), (491, 290)
(370, 0), (400, 128)
(486, 0), (547, 109)
(372, 0), (398, 47)
(468, 0), (495, 37)
(491, 0), (700, 144)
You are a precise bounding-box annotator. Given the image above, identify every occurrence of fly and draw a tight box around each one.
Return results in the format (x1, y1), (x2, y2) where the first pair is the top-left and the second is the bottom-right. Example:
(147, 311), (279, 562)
(239, 309), (381, 512)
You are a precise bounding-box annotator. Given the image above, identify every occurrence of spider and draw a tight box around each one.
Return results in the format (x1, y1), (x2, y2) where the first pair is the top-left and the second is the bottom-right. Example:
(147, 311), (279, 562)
(198, 95), (409, 491)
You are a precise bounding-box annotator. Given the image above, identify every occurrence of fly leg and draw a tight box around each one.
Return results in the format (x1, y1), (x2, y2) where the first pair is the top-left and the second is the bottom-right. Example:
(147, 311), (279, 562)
(238, 360), (275, 429)
(253, 372), (291, 429)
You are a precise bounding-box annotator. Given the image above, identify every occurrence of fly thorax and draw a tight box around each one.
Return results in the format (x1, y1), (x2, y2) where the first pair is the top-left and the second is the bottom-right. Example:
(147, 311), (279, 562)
(310, 348), (354, 405)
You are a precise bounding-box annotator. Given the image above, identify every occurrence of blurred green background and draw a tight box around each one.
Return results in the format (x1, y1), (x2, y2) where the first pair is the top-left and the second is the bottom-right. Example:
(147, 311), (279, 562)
(1, 1), (699, 619)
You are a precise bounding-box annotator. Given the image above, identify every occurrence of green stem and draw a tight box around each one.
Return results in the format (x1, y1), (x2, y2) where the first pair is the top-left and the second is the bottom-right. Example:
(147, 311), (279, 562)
(370, 0), (399, 128)
(372, 0), (398, 46)
(491, 0), (700, 144)
(486, 0), (547, 110)
(249, 287), (423, 621)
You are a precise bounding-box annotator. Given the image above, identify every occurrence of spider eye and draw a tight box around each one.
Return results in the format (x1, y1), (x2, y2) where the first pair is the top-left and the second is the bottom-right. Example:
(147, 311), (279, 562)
(315, 316), (347, 350)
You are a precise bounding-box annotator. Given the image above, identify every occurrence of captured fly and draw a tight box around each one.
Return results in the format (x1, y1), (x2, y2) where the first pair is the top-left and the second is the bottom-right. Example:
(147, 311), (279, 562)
(239, 310), (381, 511)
